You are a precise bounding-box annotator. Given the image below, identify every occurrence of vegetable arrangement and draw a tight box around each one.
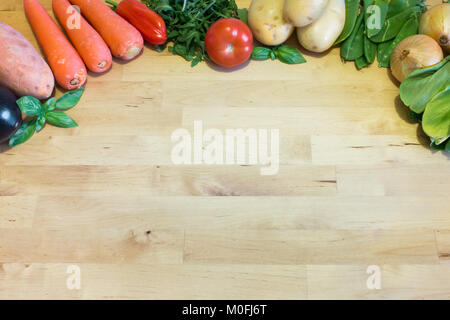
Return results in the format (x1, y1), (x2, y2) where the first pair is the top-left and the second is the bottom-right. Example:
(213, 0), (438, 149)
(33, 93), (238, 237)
(69, 0), (144, 60)
(24, 0), (87, 90)
(53, 0), (112, 73)
(9, 88), (84, 146)
(339, 0), (426, 69)
(0, 0), (448, 153)
(143, 0), (247, 66)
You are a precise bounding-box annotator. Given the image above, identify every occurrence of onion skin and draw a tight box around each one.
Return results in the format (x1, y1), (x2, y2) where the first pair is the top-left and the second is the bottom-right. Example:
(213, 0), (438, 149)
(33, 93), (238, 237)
(390, 34), (444, 83)
(419, 3), (450, 54)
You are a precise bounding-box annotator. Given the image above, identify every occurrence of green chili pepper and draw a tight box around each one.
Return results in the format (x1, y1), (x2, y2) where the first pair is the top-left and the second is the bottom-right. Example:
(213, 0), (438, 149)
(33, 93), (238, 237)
(341, 13), (365, 61)
(366, 0), (389, 38)
(364, 35), (377, 63)
(335, 0), (361, 45)
(370, 6), (421, 43)
(377, 14), (420, 67)
(355, 56), (370, 69)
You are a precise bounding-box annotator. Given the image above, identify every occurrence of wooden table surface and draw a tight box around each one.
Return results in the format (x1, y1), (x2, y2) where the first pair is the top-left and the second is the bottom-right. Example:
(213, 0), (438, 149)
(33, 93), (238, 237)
(1, 0), (449, 300)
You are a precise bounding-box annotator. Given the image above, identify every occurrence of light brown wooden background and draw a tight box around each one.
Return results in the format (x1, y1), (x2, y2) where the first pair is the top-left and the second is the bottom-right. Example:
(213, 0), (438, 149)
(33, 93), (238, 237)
(1, 0), (449, 299)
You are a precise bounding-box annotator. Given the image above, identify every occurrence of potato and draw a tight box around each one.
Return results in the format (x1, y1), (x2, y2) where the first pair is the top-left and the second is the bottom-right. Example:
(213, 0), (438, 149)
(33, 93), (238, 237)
(0, 22), (54, 100)
(248, 0), (294, 46)
(296, 0), (345, 53)
(284, 0), (329, 27)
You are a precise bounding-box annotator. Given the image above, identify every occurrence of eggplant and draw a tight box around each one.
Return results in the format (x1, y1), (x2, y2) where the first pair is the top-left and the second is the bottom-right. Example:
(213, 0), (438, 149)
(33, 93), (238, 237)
(0, 85), (22, 143)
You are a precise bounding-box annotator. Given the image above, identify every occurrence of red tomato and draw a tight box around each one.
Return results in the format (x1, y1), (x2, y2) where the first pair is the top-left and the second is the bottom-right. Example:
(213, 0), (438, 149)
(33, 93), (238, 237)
(205, 18), (253, 68)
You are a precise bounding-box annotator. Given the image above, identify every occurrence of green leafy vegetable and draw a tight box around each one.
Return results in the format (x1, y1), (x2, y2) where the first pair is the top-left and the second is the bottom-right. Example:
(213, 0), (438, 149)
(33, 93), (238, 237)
(237, 8), (248, 24)
(46, 111), (78, 128)
(16, 96), (42, 117)
(55, 87), (85, 110)
(409, 110), (422, 122)
(252, 47), (272, 60)
(252, 45), (307, 65)
(36, 114), (46, 132)
(43, 97), (56, 112)
(400, 56), (450, 113)
(9, 119), (37, 147)
(8, 87), (85, 147)
(422, 86), (450, 140)
(276, 46), (307, 64)
(143, 0), (243, 67)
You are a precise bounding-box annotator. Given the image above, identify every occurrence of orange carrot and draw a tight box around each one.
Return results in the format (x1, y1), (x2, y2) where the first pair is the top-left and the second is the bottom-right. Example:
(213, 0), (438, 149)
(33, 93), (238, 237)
(24, 0), (87, 90)
(52, 0), (112, 73)
(69, 0), (143, 60)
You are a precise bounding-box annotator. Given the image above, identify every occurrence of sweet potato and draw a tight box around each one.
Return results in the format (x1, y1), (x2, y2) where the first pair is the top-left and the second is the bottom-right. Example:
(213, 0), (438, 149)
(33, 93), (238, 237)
(0, 22), (54, 100)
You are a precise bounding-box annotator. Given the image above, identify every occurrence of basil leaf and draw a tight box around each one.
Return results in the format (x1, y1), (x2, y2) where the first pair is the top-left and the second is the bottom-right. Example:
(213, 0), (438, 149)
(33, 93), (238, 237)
(55, 87), (85, 110)
(275, 45), (307, 64)
(16, 96), (42, 117)
(46, 111), (78, 128)
(400, 57), (450, 113)
(251, 47), (271, 60)
(422, 86), (450, 140)
(36, 114), (46, 132)
(237, 8), (248, 25)
(8, 119), (36, 147)
(43, 97), (56, 112)
(270, 50), (276, 60)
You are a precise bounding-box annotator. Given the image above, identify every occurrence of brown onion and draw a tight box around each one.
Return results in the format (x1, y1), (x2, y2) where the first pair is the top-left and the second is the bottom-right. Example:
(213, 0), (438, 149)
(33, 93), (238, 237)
(390, 34), (444, 82)
(419, 3), (450, 54)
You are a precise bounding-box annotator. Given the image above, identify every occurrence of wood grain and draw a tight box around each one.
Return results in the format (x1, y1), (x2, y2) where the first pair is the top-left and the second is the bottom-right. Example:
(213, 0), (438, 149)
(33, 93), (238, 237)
(0, 0), (449, 299)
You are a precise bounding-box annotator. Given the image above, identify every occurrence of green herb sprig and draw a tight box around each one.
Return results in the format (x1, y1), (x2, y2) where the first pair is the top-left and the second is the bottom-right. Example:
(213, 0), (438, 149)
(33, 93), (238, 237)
(9, 87), (84, 147)
(143, 0), (244, 67)
(252, 45), (307, 65)
(400, 56), (450, 152)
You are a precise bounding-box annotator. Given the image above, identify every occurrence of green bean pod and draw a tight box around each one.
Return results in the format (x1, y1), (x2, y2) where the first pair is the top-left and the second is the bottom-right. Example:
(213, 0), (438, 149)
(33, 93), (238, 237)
(387, 0), (424, 18)
(335, 0), (361, 45)
(364, 35), (377, 63)
(341, 12), (365, 61)
(366, 0), (389, 38)
(370, 6), (421, 43)
(355, 56), (369, 69)
(363, 0), (374, 26)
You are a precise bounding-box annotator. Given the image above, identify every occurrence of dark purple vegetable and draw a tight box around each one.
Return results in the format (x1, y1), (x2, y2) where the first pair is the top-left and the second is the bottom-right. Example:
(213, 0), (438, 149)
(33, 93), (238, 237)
(0, 86), (22, 143)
